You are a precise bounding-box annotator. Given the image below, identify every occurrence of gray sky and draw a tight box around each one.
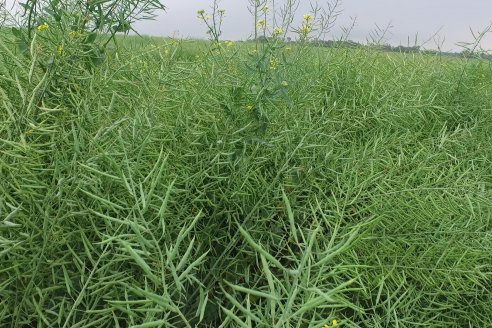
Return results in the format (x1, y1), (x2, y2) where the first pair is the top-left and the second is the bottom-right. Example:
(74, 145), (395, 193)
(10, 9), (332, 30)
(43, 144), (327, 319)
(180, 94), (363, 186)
(3, 0), (492, 51)
(134, 0), (492, 51)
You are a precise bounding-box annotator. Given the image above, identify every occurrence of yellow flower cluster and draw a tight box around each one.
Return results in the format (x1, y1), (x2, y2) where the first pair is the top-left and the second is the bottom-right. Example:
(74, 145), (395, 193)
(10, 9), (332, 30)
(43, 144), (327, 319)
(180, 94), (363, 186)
(300, 25), (310, 34)
(224, 40), (234, 48)
(300, 14), (314, 36)
(256, 19), (266, 29)
(69, 31), (83, 38)
(37, 22), (49, 31)
(323, 319), (338, 328)
(197, 9), (207, 20)
(303, 14), (313, 22)
(273, 27), (284, 36)
(270, 56), (279, 70)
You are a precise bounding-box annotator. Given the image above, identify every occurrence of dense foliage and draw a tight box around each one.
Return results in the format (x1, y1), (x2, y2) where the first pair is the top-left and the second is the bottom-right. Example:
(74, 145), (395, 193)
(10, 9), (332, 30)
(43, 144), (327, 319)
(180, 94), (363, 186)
(1, 2), (492, 327)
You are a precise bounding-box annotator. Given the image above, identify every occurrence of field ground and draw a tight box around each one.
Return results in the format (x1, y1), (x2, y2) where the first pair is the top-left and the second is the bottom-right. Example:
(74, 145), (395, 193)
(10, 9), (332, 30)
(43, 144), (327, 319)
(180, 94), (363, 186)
(1, 34), (492, 327)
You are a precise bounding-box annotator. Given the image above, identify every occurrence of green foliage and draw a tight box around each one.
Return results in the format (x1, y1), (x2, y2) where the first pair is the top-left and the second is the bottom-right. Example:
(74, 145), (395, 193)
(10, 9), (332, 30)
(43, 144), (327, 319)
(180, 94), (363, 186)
(7, 0), (165, 92)
(1, 2), (492, 327)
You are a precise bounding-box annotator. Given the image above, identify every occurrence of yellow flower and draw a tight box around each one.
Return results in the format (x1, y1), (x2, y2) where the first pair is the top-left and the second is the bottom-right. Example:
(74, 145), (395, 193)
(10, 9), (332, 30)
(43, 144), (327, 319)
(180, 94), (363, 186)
(197, 9), (205, 16)
(224, 40), (234, 48)
(273, 27), (284, 36)
(256, 19), (266, 29)
(57, 45), (63, 56)
(245, 105), (253, 111)
(262, 6), (269, 12)
(281, 80), (288, 87)
(303, 14), (313, 22)
(270, 57), (279, 70)
(37, 22), (49, 31)
(323, 319), (338, 328)
(69, 31), (82, 38)
(300, 23), (312, 35)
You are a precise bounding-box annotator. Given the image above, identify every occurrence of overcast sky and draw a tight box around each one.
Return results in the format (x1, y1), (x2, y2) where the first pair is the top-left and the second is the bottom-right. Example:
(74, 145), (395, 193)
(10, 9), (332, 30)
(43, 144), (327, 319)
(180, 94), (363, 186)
(134, 0), (492, 51)
(3, 0), (492, 51)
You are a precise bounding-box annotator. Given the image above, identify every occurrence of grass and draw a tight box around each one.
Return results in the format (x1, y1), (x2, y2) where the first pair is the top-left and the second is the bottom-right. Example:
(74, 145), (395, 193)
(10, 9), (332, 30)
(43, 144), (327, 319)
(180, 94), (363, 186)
(0, 32), (491, 327)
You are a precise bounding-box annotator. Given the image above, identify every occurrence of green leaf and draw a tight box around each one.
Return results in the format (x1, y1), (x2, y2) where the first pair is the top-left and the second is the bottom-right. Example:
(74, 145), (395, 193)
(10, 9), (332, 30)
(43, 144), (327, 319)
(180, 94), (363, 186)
(84, 33), (98, 44)
(11, 27), (22, 39)
(113, 20), (131, 33)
